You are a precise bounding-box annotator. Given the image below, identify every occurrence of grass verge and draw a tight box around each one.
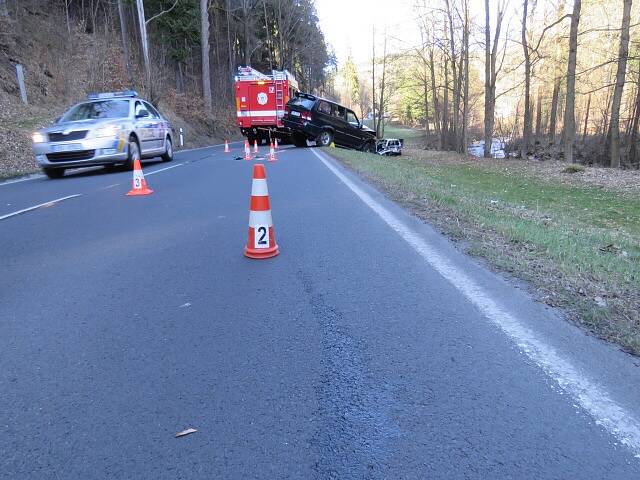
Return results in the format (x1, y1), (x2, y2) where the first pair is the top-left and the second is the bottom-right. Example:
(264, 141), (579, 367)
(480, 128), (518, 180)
(324, 146), (640, 355)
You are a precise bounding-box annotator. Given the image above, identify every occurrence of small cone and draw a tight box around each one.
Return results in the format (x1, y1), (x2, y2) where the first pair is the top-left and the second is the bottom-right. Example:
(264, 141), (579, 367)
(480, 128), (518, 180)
(253, 139), (259, 153)
(126, 158), (153, 196)
(244, 140), (252, 160)
(268, 141), (276, 162)
(244, 164), (279, 259)
(274, 138), (279, 149)
(224, 140), (230, 153)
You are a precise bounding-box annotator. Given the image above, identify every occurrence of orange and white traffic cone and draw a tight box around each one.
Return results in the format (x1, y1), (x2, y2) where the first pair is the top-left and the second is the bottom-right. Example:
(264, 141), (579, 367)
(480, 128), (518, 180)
(224, 140), (230, 153)
(244, 164), (279, 259)
(268, 141), (276, 162)
(126, 158), (153, 196)
(244, 139), (252, 160)
(253, 139), (259, 153)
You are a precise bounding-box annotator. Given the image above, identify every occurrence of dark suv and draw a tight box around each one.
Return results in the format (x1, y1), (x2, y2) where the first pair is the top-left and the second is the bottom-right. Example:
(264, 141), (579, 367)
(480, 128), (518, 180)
(283, 93), (376, 151)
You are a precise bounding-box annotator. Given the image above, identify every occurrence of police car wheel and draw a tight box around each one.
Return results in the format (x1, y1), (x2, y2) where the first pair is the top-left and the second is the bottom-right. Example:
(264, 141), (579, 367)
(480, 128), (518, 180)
(43, 167), (65, 179)
(161, 137), (173, 162)
(125, 137), (140, 170)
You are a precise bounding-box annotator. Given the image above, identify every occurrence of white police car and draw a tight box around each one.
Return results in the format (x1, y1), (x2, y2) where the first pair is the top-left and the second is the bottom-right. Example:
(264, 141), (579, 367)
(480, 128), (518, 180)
(32, 91), (173, 178)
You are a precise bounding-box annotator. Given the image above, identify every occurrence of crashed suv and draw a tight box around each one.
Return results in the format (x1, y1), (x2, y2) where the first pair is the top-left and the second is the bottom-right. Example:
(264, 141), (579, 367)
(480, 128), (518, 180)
(283, 93), (376, 151)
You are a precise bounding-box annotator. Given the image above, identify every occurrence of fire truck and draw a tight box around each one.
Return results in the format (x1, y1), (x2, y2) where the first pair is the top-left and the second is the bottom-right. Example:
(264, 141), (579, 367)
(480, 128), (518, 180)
(235, 66), (299, 144)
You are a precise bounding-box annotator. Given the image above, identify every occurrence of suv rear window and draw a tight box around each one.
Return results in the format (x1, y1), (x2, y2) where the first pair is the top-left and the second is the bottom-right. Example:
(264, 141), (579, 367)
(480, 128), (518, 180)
(288, 97), (315, 110)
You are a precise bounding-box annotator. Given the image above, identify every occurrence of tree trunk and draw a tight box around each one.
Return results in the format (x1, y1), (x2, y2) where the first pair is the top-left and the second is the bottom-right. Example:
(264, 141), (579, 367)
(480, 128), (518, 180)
(461, 0), (469, 154)
(521, 0), (531, 159)
(423, 63), (431, 136)
(483, 0), (493, 158)
(582, 94), (591, 141)
(135, 0), (151, 93)
(0, 0), (8, 17)
(629, 61), (640, 166)
(548, 76), (560, 145)
(117, 0), (133, 86)
(442, 54), (449, 150)
(535, 88), (542, 143)
(563, 0), (581, 164)
(200, 0), (212, 115)
(606, 0), (632, 168)
(429, 48), (441, 137)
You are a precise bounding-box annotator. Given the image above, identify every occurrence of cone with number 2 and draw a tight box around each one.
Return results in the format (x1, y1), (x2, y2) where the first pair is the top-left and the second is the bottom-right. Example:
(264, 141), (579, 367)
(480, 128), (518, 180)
(126, 158), (153, 196)
(244, 164), (278, 259)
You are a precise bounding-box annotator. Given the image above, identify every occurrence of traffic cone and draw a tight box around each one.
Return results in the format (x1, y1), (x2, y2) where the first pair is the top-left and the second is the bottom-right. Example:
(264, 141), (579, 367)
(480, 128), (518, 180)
(253, 139), (259, 153)
(244, 164), (279, 259)
(268, 141), (276, 162)
(126, 158), (153, 196)
(274, 138), (279, 150)
(244, 139), (252, 160)
(224, 140), (230, 153)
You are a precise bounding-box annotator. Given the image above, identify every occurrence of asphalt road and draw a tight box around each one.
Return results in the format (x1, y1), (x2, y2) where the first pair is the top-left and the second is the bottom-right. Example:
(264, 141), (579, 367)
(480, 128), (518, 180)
(2, 142), (640, 479)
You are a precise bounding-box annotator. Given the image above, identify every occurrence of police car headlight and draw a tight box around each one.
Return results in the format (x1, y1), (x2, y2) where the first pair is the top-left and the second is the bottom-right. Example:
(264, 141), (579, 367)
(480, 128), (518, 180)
(90, 124), (120, 138)
(32, 132), (46, 143)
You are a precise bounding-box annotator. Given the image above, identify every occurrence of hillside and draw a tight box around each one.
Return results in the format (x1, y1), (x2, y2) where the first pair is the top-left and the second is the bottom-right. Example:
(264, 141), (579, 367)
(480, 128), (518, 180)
(0, 5), (236, 178)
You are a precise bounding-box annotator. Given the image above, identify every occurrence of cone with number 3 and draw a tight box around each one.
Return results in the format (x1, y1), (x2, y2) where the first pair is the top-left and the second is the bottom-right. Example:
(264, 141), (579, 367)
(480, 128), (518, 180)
(244, 164), (278, 259)
(126, 158), (153, 196)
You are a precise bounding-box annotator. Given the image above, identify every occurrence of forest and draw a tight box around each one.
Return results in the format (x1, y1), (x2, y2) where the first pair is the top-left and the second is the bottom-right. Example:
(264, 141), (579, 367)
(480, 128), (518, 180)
(333, 0), (640, 169)
(0, 0), (332, 128)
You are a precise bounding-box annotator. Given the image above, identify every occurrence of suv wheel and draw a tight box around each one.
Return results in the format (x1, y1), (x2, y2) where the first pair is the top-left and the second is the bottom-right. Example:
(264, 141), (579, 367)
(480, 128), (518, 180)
(316, 130), (333, 147)
(362, 141), (376, 153)
(43, 167), (65, 179)
(161, 136), (173, 162)
(124, 136), (141, 170)
(293, 133), (308, 148)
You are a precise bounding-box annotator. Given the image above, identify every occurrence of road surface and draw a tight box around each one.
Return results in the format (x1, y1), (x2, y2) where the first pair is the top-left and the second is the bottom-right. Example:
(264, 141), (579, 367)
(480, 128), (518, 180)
(2, 142), (640, 479)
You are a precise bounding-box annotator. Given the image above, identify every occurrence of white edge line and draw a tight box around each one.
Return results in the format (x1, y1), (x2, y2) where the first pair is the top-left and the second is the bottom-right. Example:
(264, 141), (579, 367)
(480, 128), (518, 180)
(0, 141), (242, 187)
(0, 194), (82, 221)
(311, 148), (640, 458)
(0, 174), (45, 186)
(145, 163), (183, 176)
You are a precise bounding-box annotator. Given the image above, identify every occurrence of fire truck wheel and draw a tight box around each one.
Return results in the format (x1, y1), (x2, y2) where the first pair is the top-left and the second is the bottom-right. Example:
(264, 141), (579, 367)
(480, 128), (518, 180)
(293, 133), (308, 148)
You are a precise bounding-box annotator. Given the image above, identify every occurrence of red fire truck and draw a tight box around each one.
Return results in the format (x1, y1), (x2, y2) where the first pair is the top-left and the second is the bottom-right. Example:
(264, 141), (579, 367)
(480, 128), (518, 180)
(235, 66), (299, 144)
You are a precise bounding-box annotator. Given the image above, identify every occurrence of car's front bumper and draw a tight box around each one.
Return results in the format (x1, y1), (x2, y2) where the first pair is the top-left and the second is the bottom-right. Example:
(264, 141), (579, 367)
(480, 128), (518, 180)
(33, 135), (129, 168)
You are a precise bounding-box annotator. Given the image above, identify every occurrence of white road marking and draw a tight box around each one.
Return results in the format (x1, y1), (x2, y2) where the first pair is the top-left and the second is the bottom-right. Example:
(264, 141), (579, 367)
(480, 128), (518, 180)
(0, 194), (82, 221)
(0, 174), (45, 186)
(312, 148), (640, 457)
(145, 163), (183, 176)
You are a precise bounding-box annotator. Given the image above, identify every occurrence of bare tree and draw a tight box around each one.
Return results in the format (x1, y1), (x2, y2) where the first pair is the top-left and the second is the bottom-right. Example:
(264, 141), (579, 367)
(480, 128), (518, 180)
(117, 0), (133, 85)
(201, 0), (212, 115)
(563, 0), (581, 164)
(520, 0), (532, 159)
(605, 0), (632, 168)
(484, 0), (506, 157)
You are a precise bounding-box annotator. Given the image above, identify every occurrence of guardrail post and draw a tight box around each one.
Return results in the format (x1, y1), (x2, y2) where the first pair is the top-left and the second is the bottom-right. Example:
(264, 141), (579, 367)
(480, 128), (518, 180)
(15, 64), (27, 105)
(179, 127), (184, 147)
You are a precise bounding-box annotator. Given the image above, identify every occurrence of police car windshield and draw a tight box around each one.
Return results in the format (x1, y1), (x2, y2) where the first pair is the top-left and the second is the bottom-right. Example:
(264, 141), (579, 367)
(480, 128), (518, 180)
(61, 100), (129, 121)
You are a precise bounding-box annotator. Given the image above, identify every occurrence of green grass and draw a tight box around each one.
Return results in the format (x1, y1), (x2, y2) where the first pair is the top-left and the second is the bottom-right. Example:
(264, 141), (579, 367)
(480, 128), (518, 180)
(324, 147), (640, 353)
(362, 121), (426, 140)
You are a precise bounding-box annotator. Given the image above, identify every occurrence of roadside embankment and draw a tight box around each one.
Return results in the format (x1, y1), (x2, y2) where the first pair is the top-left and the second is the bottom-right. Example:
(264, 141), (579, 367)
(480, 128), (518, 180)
(325, 146), (640, 355)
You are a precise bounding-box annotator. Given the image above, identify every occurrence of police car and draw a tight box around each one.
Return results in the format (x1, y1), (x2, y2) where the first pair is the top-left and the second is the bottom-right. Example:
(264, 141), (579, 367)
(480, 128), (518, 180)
(32, 91), (173, 178)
